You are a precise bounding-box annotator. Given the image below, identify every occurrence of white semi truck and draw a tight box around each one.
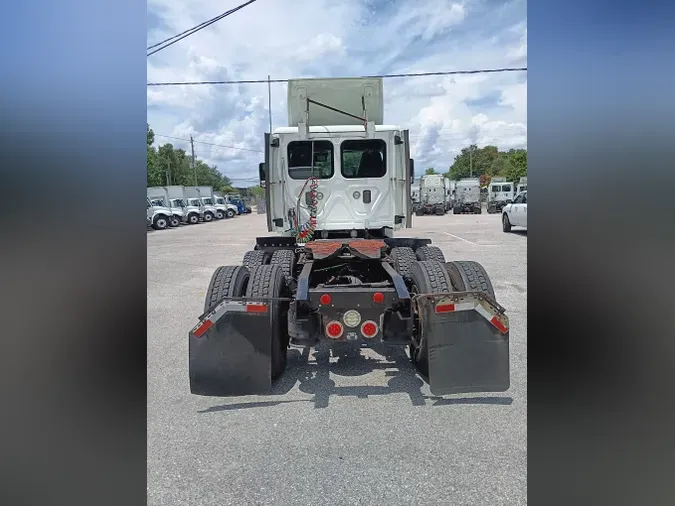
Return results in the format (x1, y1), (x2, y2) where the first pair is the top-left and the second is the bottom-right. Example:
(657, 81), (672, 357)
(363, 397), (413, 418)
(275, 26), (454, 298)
(486, 177), (515, 214)
(452, 177), (482, 214)
(189, 76), (510, 398)
(445, 178), (456, 211)
(416, 173), (447, 215)
(516, 176), (527, 194)
(411, 184), (420, 211)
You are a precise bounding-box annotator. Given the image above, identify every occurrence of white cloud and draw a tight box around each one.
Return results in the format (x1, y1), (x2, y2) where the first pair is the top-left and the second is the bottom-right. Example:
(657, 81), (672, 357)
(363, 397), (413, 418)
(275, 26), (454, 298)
(147, 0), (526, 183)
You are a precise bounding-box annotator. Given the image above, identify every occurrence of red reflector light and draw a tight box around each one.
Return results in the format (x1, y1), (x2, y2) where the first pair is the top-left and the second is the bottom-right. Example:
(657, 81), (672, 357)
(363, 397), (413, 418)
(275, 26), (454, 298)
(320, 294), (332, 305)
(193, 319), (213, 338)
(372, 292), (384, 304)
(490, 316), (508, 334)
(361, 321), (378, 338)
(326, 321), (343, 339)
(246, 303), (268, 313)
(435, 303), (455, 313)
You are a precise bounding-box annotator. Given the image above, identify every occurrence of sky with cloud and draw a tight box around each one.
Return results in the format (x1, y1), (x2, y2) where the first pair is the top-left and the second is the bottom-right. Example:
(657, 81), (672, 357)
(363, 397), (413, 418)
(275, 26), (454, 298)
(147, 0), (526, 186)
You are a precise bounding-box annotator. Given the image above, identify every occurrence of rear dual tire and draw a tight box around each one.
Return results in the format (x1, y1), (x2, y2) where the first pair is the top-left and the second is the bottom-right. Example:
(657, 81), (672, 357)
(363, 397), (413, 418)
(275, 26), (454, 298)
(203, 264), (289, 380)
(407, 259), (497, 377)
(408, 260), (454, 377)
(245, 264), (289, 378)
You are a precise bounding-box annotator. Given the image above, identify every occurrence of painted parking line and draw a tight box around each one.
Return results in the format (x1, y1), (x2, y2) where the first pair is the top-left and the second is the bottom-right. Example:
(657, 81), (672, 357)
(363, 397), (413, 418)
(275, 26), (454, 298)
(442, 231), (478, 246)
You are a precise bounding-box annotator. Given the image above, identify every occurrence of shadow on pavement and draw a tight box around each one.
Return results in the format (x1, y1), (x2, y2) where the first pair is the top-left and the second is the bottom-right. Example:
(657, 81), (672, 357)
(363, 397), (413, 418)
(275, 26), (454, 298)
(201, 342), (513, 412)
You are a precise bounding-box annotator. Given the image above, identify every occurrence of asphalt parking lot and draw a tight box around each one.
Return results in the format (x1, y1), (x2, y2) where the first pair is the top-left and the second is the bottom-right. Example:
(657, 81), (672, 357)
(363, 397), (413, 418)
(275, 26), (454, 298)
(147, 211), (527, 506)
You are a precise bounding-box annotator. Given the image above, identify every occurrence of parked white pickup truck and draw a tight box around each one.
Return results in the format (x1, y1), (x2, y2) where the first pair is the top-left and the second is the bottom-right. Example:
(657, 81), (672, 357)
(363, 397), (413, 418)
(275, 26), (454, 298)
(502, 190), (527, 232)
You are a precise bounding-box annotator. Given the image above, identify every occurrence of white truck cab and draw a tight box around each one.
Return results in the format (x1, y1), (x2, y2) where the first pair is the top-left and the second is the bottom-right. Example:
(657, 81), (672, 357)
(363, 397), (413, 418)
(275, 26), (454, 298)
(486, 177), (515, 214)
(184, 186), (217, 222)
(260, 77), (413, 238)
(213, 191), (238, 218)
(453, 178), (482, 214)
(147, 197), (173, 230)
(516, 176), (527, 194)
(147, 186), (184, 227)
(502, 190), (527, 232)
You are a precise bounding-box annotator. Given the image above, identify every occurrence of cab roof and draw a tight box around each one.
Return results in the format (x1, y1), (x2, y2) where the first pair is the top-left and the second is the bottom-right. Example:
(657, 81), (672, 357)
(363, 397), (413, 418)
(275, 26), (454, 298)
(274, 124), (401, 135)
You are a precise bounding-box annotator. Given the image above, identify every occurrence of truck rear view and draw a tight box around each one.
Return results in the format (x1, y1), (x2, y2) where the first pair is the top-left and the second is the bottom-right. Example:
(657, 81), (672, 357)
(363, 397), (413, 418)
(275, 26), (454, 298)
(453, 178), (482, 214)
(416, 174), (447, 215)
(188, 77), (509, 398)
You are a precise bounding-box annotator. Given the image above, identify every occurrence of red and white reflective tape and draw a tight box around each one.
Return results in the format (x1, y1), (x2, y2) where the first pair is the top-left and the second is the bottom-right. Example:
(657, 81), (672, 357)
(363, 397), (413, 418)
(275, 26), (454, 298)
(191, 300), (268, 338)
(434, 296), (509, 334)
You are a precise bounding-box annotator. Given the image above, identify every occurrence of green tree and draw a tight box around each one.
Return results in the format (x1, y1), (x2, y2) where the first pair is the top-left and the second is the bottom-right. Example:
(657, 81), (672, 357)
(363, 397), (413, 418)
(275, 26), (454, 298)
(503, 149), (527, 182)
(425, 168), (437, 175)
(249, 186), (265, 199)
(446, 144), (527, 182)
(446, 144), (477, 180)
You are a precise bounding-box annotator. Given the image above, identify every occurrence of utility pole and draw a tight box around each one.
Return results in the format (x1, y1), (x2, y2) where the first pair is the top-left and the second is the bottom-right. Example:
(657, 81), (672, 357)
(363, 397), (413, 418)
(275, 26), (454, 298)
(190, 135), (197, 185)
(167, 160), (171, 185)
(469, 145), (473, 177)
(267, 75), (273, 134)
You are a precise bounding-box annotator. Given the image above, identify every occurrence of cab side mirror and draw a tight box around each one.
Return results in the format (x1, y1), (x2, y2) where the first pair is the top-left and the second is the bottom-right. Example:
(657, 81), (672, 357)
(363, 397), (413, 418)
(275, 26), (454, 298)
(258, 162), (266, 187)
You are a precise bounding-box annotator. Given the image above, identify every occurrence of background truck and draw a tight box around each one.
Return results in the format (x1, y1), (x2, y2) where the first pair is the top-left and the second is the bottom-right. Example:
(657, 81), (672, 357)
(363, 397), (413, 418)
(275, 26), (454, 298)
(213, 191), (238, 219)
(189, 76), (510, 398)
(411, 185), (420, 212)
(146, 197), (174, 230)
(486, 177), (515, 214)
(453, 178), (482, 214)
(516, 176), (527, 194)
(184, 186), (218, 222)
(416, 173), (447, 215)
(445, 178), (456, 211)
(147, 186), (185, 227)
(226, 194), (252, 215)
(165, 185), (202, 225)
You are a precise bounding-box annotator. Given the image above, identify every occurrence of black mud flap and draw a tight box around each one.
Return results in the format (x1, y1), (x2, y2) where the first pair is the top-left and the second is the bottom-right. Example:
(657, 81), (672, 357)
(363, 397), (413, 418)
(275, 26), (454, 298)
(416, 293), (510, 395)
(189, 299), (275, 397)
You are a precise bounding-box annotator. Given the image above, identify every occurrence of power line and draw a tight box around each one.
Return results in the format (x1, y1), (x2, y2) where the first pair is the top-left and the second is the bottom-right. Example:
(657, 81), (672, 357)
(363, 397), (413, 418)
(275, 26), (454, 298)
(154, 134), (263, 153)
(147, 0), (260, 57)
(147, 67), (527, 87)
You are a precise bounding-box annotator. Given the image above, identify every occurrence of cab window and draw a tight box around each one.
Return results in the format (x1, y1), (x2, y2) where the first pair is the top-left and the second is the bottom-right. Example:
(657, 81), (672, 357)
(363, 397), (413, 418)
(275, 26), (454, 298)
(341, 139), (386, 178)
(287, 141), (334, 180)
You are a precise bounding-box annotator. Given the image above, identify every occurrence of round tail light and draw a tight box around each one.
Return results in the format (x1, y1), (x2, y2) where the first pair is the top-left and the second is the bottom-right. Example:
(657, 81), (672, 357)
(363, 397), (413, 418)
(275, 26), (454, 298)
(325, 321), (344, 339)
(372, 292), (384, 304)
(361, 320), (378, 339)
(320, 293), (332, 305)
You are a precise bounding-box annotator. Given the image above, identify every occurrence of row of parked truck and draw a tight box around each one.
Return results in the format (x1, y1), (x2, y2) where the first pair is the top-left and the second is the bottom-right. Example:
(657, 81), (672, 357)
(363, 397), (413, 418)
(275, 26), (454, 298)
(412, 175), (527, 216)
(146, 185), (251, 230)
